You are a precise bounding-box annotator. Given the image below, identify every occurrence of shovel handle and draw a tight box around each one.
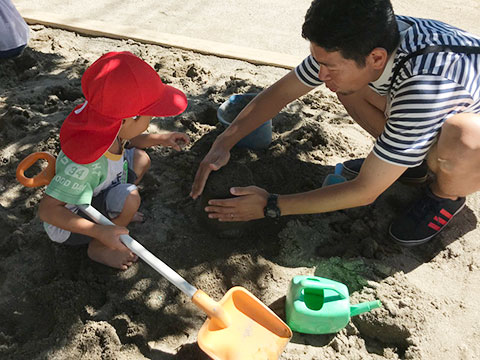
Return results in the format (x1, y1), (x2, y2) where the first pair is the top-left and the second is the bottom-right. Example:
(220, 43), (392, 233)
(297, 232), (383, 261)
(192, 289), (230, 329)
(16, 153), (199, 300)
(16, 152), (56, 187)
(78, 204), (198, 298)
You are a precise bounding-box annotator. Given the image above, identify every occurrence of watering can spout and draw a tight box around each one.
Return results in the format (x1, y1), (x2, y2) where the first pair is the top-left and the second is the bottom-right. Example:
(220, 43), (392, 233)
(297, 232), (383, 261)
(350, 300), (382, 317)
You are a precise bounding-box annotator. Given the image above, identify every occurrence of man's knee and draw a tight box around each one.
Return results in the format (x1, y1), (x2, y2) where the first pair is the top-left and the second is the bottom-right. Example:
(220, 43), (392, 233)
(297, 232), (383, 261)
(435, 113), (480, 173)
(441, 113), (480, 152)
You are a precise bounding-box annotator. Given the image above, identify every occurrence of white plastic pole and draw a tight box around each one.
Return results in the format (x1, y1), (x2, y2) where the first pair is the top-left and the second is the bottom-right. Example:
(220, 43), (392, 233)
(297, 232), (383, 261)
(79, 204), (198, 298)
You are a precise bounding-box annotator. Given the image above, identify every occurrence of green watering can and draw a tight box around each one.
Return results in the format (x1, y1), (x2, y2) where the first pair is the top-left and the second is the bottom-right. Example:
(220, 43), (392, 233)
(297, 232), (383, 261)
(285, 276), (381, 334)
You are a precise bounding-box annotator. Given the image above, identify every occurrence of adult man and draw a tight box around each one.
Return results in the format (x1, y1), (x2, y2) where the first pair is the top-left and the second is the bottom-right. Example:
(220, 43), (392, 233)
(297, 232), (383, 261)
(191, 0), (480, 246)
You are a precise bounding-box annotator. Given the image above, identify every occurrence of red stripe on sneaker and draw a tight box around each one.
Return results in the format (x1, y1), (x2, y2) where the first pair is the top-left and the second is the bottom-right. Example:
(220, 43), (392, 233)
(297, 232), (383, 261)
(434, 216), (447, 225)
(428, 222), (441, 231)
(440, 208), (452, 219)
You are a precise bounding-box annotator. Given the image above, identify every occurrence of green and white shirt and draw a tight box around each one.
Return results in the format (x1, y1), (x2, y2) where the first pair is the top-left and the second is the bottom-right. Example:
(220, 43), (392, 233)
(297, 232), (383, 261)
(44, 149), (129, 242)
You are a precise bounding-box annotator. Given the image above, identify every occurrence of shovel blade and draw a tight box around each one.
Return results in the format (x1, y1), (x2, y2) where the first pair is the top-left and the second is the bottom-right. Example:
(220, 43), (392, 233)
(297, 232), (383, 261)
(197, 287), (292, 360)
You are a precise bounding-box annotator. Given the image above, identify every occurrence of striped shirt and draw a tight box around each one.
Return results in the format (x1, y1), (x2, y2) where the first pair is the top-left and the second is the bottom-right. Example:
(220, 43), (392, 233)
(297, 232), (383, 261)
(295, 15), (480, 167)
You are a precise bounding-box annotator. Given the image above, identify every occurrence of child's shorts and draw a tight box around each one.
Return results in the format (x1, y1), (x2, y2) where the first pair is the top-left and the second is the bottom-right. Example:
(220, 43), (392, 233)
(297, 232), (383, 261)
(55, 149), (138, 246)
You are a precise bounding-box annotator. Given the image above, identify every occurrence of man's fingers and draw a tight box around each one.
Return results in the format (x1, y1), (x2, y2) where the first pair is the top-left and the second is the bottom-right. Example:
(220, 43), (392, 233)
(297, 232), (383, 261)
(207, 197), (238, 207)
(230, 186), (257, 196)
(209, 161), (223, 171)
(190, 163), (213, 199)
(207, 209), (247, 222)
(191, 158), (227, 198)
(207, 209), (239, 221)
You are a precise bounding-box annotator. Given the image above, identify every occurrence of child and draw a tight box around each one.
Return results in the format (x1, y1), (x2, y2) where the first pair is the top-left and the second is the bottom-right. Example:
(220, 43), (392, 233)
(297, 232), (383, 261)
(38, 51), (189, 270)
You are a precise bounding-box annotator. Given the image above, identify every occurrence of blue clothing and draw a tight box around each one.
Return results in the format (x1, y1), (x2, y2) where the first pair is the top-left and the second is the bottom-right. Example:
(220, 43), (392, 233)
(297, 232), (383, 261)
(0, 0), (29, 57)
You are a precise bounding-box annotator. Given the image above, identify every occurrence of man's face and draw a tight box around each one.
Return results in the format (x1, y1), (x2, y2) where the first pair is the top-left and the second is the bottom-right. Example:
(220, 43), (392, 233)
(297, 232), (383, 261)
(310, 43), (376, 96)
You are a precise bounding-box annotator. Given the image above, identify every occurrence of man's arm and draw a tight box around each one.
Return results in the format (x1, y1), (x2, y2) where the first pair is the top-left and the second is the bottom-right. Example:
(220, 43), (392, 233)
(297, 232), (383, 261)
(278, 153), (407, 215)
(216, 70), (315, 149)
(190, 70), (314, 199)
(205, 152), (408, 221)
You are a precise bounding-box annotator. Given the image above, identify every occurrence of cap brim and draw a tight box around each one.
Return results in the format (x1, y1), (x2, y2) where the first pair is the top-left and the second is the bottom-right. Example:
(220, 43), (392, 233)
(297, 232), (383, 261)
(60, 105), (121, 164)
(139, 84), (188, 117)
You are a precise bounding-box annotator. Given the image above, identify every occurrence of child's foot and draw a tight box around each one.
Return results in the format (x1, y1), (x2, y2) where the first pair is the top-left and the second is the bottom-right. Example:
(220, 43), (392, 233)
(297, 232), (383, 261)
(131, 211), (145, 223)
(87, 240), (138, 270)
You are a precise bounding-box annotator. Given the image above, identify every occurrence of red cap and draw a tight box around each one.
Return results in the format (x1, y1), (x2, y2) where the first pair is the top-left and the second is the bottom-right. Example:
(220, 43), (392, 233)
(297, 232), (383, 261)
(60, 51), (188, 164)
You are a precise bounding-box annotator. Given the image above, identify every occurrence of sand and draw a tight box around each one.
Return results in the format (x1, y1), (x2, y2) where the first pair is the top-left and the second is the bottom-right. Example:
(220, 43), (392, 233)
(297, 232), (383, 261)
(1, 25), (480, 360)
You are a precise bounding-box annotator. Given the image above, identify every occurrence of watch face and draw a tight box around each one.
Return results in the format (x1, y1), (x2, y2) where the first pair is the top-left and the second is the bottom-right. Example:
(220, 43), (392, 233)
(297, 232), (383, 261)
(265, 205), (280, 218)
(266, 208), (278, 218)
(264, 193), (280, 218)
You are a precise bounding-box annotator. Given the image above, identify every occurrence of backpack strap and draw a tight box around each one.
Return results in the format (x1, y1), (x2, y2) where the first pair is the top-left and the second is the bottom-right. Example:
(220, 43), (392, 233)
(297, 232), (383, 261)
(390, 45), (480, 90)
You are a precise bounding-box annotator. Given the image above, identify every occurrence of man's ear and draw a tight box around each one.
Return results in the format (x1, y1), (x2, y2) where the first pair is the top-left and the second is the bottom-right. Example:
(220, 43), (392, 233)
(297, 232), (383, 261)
(368, 48), (388, 70)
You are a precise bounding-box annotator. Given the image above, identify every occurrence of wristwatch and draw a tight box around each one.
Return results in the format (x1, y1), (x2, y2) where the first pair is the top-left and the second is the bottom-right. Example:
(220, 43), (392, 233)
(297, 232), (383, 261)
(264, 193), (281, 219)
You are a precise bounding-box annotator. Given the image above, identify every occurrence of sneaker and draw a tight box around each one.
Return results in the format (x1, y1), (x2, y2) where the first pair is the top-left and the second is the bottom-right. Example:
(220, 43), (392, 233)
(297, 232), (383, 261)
(343, 158), (428, 184)
(389, 187), (466, 246)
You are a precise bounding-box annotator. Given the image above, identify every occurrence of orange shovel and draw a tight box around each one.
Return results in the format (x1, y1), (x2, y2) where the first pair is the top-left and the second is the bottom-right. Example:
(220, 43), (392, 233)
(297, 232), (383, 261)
(16, 152), (292, 360)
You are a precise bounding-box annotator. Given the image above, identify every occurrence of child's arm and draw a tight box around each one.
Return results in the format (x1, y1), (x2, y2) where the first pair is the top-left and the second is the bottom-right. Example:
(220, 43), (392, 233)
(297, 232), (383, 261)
(38, 194), (129, 250)
(128, 132), (190, 151)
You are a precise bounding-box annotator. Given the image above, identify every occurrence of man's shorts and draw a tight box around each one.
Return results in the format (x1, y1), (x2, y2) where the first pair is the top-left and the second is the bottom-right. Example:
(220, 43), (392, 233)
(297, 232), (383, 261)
(62, 148), (138, 246)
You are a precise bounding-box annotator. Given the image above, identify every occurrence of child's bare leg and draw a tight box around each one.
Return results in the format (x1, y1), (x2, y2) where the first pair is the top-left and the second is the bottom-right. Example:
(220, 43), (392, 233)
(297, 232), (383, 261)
(111, 189), (141, 227)
(132, 148), (151, 185)
(87, 239), (137, 270)
(87, 190), (142, 269)
(87, 152), (150, 269)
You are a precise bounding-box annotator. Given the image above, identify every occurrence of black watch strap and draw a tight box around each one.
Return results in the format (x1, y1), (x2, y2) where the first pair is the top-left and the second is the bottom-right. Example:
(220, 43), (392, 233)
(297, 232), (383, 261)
(264, 193), (281, 219)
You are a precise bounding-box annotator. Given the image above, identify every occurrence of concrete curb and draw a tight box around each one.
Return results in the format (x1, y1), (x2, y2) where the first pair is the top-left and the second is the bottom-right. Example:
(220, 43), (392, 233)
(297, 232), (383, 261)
(19, 8), (304, 69)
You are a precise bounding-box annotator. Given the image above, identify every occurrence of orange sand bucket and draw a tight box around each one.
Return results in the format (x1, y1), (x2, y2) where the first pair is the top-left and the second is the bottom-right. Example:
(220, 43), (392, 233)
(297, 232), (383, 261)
(17, 152), (293, 360)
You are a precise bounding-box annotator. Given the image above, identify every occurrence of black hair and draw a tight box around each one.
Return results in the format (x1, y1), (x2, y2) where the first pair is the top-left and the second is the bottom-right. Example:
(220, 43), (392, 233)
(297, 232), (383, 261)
(302, 0), (400, 66)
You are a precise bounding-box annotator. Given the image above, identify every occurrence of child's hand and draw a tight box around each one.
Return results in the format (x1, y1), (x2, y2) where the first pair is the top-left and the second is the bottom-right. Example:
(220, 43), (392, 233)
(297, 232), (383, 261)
(160, 132), (190, 151)
(96, 224), (130, 250)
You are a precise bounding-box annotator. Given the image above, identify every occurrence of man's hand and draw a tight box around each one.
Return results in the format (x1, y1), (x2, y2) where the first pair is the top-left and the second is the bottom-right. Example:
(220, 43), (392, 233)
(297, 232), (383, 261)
(190, 144), (231, 199)
(204, 186), (269, 221)
(190, 70), (312, 200)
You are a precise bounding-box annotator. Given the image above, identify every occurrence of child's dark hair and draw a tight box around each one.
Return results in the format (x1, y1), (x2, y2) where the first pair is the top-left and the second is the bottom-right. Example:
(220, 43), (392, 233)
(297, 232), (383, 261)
(302, 0), (400, 66)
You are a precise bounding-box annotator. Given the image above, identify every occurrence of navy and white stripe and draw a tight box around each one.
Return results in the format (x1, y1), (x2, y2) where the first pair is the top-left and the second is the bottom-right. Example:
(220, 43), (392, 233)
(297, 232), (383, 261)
(295, 15), (480, 167)
(295, 54), (322, 87)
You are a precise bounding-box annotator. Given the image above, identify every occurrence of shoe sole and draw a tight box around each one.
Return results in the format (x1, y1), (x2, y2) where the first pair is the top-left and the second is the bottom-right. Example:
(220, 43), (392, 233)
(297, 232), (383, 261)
(389, 201), (466, 247)
(342, 167), (428, 185)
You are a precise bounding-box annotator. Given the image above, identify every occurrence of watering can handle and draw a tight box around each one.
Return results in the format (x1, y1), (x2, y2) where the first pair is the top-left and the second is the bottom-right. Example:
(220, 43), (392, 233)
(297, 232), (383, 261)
(300, 279), (347, 300)
(16, 152), (56, 187)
